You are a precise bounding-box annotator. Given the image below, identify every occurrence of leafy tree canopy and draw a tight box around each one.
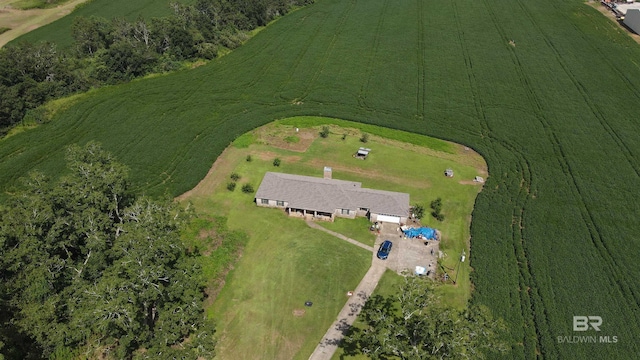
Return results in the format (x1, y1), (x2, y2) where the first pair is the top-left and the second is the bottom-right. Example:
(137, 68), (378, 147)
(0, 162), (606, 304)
(0, 142), (214, 359)
(342, 275), (508, 359)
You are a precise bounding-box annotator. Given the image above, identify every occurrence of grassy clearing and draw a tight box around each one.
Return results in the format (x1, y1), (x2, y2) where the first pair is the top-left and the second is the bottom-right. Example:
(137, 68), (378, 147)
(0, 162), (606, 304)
(278, 117), (455, 154)
(180, 120), (484, 358)
(181, 216), (249, 306)
(9, 0), (196, 48)
(2, 0), (640, 358)
(11, 0), (68, 10)
(0, 0), (91, 47)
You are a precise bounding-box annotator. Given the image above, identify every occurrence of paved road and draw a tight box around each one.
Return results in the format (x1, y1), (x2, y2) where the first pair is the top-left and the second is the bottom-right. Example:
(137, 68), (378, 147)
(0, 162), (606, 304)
(308, 259), (386, 360)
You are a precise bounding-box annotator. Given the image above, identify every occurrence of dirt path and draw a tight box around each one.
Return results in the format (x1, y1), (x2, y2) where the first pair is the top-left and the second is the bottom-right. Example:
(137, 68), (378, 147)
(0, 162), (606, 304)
(305, 220), (374, 252)
(0, 0), (90, 48)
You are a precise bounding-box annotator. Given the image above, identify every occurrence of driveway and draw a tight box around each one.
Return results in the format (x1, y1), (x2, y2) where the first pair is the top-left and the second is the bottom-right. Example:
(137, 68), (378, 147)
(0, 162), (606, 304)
(307, 220), (440, 360)
(374, 222), (439, 277)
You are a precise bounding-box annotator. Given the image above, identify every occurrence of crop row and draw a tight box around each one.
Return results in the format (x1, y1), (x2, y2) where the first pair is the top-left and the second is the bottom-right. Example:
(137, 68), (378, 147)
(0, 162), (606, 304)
(0, 0), (639, 358)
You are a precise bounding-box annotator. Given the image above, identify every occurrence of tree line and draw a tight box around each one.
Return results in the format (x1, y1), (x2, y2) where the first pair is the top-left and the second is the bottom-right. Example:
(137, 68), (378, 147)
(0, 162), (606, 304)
(0, 0), (313, 135)
(0, 142), (215, 359)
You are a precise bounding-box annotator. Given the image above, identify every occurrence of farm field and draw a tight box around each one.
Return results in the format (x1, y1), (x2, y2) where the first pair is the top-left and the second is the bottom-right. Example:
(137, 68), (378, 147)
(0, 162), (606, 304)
(0, 0), (639, 358)
(6, 0), (195, 48)
(178, 119), (485, 359)
(0, 0), (90, 47)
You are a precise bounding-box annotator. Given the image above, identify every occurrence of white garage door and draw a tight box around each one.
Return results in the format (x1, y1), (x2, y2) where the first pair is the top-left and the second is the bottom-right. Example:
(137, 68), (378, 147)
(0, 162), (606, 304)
(376, 215), (401, 224)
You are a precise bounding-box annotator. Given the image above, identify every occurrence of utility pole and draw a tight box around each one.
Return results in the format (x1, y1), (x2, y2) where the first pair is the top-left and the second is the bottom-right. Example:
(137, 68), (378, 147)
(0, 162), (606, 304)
(453, 249), (466, 285)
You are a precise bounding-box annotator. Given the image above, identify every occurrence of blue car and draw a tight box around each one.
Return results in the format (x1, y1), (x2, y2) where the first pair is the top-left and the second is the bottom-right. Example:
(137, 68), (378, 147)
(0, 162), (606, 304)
(377, 240), (393, 260)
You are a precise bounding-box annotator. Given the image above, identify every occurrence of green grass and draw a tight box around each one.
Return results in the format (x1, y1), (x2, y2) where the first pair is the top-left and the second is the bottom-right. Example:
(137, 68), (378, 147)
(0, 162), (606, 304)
(181, 144), (373, 359)
(232, 132), (256, 149)
(11, 0), (68, 10)
(183, 122), (482, 359)
(10, 0), (196, 48)
(2, 0), (640, 358)
(318, 217), (376, 247)
(277, 117), (455, 153)
(181, 216), (249, 285)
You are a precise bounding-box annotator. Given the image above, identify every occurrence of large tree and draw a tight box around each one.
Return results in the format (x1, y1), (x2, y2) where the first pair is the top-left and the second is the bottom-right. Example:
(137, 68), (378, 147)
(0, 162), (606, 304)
(343, 275), (508, 359)
(0, 142), (214, 359)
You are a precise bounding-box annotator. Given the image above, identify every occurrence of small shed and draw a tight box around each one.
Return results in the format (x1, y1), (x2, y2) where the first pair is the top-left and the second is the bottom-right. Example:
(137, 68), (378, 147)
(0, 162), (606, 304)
(444, 169), (454, 177)
(355, 147), (371, 159)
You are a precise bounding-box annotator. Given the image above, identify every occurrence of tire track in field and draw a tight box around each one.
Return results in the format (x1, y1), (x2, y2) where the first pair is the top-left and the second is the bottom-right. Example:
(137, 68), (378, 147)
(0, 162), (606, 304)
(514, 0), (640, 320)
(519, 2), (639, 179)
(486, 0), (640, 351)
(415, 0), (426, 120)
(142, 12), (309, 188)
(298, 0), (358, 102)
(356, 0), (389, 111)
(204, 12), (306, 95)
(461, 0), (546, 356)
(274, 10), (331, 100)
(239, 29), (296, 91)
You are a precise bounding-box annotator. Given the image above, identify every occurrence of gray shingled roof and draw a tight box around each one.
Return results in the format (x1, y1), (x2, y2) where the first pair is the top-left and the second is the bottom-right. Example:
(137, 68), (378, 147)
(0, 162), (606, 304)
(255, 172), (410, 217)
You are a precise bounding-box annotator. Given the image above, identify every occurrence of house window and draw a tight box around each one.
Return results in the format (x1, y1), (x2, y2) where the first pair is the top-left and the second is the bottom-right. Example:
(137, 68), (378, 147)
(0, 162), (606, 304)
(341, 209), (350, 215)
(276, 200), (285, 206)
(261, 199), (269, 205)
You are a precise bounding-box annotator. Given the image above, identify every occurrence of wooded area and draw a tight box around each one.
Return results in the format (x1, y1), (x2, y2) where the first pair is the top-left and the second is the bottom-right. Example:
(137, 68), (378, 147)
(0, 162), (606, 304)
(0, 143), (214, 359)
(0, 0), (313, 135)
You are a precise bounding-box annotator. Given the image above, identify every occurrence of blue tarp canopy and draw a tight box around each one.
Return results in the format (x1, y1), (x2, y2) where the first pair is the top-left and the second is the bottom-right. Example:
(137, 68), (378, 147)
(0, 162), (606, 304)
(403, 227), (437, 240)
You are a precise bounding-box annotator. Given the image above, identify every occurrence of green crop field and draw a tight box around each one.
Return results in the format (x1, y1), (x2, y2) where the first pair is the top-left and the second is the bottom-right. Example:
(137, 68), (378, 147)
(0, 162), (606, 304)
(11, 0), (196, 48)
(1, 0), (639, 358)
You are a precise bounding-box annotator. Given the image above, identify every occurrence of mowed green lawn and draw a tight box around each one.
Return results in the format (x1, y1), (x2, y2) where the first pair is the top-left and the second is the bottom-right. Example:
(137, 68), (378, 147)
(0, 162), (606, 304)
(1, 0), (640, 358)
(181, 119), (484, 359)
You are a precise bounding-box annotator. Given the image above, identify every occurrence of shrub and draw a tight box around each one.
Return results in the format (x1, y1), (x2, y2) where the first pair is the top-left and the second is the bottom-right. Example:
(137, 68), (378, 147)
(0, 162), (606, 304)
(430, 198), (444, 221)
(241, 184), (254, 193)
(320, 126), (330, 138)
(230, 173), (241, 181)
(412, 204), (425, 220)
(227, 182), (236, 191)
(246, 155), (252, 162)
(360, 132), (369, 143)
(273, 158), (281, 167)
(430, 198), (442, 213)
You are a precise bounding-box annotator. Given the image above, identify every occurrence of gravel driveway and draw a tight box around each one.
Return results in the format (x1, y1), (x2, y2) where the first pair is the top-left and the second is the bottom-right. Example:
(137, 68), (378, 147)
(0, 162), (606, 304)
(374, 222), (439, 277)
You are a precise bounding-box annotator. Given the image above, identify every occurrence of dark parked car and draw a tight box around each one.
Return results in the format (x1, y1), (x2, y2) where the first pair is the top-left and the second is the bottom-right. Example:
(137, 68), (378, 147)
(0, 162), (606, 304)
(377, 240), (393, 260)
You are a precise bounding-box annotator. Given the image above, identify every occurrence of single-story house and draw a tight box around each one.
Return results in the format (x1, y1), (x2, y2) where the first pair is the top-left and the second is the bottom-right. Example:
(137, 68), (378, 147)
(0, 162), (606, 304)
(255, 171), (410, 223)
(624, 9), (640, 34)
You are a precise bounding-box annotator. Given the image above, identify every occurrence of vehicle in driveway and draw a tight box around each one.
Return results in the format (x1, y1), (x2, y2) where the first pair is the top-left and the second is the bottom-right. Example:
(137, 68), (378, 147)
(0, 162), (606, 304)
(377, 240), (393, 260)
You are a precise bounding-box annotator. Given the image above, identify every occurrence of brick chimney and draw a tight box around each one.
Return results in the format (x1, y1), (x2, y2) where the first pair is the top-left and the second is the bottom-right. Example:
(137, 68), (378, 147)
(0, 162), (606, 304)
(324, 166), (332, 179)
